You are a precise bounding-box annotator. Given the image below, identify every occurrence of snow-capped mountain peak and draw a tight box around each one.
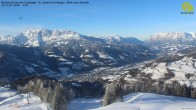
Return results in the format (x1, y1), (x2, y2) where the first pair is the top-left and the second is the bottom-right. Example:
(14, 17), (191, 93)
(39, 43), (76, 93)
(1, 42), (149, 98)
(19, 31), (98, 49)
(149, 32), (195, 40)
(0, 29), (82, 46)
(0, 29), (145, 47)
(92, 35), (122, 41)
(22, 29), (80, 39)
(145, 32), (196, 54)
(190, 32), (196, 38)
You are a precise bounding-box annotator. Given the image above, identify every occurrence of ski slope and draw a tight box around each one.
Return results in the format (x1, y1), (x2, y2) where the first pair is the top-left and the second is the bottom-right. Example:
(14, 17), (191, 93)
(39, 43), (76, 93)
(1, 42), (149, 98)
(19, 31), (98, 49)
(0, 87), (50, 110)
(1, 86), (196, 110)
(69, 93), (196, 110)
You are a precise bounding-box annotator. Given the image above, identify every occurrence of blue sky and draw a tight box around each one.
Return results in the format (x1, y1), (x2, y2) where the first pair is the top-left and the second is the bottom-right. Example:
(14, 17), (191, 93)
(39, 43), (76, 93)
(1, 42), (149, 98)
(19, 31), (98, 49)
(0, 0), (196, 40)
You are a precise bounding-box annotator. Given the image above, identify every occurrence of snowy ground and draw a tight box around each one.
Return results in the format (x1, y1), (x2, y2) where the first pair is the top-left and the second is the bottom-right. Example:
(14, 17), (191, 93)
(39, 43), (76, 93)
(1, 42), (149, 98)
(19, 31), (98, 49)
(140, 56), (196, 87)
(0, 87), (50, 110)
(69, 93), (196, 110)
(1, 86), (196, 110)
(68, 98), (102, 110)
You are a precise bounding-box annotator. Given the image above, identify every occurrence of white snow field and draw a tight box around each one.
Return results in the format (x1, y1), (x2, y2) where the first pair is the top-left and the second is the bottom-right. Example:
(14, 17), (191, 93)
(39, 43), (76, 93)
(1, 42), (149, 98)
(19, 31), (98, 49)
(69, 93), (196, 110)
(140, 56), (196, 87)
(1, 86), (196, 110)
(0, 87), (50, 110)
(68, 98), (102, 110)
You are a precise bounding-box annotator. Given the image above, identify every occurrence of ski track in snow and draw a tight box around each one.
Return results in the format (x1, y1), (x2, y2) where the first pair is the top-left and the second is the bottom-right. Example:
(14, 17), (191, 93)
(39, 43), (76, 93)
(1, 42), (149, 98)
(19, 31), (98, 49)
(125, 93), (143, 103)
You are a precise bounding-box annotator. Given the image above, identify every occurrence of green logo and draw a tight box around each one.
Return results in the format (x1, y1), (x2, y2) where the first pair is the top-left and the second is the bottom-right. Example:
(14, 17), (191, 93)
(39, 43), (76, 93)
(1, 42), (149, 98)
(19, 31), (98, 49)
(181, 2), (194, 14)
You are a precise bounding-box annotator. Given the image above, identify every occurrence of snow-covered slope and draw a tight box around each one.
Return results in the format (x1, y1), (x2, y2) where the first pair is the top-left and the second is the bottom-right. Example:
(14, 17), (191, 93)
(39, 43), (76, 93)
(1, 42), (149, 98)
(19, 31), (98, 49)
(68, 93), (196, 110)
(145, 32), (196, 54)
(0, 87), (50, 110)
(2, 85), (195, 110)
(139, 55), (196, 87)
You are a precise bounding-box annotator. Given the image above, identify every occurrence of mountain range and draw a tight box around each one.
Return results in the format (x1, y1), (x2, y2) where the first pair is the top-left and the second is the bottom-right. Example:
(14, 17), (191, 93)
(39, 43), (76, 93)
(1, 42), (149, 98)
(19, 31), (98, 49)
(0, 29), (155, 81)
(1, 29), (196, 81)
(145, 32), (196, 54)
